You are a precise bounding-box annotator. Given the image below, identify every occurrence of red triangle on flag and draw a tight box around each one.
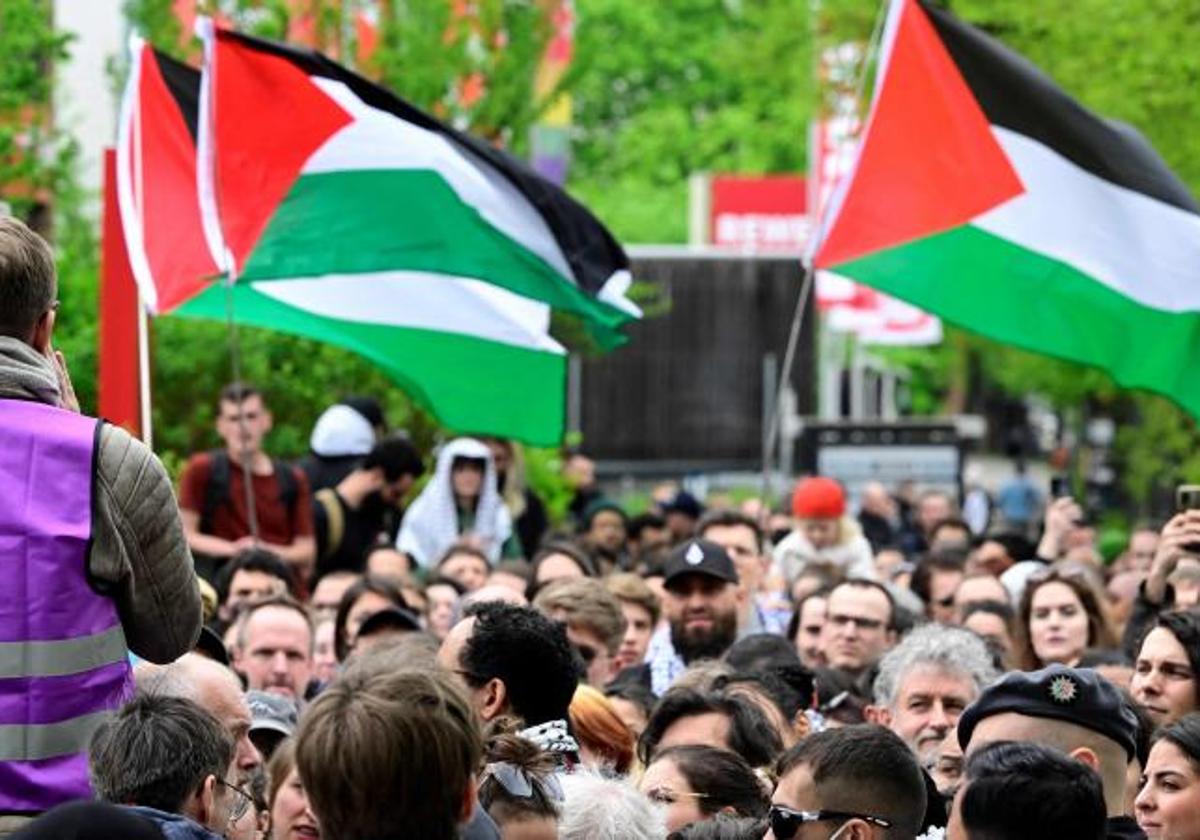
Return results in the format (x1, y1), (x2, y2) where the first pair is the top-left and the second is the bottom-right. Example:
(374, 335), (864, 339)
(212, 29), (353, 271)
(815, 0), (1024, 269)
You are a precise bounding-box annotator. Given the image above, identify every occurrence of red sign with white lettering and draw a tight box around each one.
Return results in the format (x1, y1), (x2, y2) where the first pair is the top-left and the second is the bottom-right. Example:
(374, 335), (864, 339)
(709, 175), (808, 253)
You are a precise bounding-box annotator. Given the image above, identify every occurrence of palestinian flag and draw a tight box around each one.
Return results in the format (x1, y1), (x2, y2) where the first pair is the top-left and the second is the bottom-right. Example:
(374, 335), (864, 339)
(116, 42), (220, 313)
(117, 30), (635, 446)
(814, 0), (1200, 415)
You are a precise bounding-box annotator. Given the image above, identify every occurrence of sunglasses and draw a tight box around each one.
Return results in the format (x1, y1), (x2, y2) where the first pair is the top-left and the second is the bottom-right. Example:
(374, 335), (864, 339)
(768, 804), (892, 840)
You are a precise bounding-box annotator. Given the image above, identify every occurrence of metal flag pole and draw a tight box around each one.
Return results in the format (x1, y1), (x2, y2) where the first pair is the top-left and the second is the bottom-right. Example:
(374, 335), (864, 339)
(197, 16), (261, 542)
(222, 272), (260, 543)
(758, 0), (890, 509)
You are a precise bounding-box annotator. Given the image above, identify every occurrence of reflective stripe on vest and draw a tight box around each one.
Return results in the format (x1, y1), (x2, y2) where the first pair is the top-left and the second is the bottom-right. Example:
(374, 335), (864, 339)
(0, 625), (128, 679)
(0, 711), (113, 762)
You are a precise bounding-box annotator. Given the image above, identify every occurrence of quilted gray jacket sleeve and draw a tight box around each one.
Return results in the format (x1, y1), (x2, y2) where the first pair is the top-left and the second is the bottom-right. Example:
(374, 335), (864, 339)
(90, 423), (202, 663)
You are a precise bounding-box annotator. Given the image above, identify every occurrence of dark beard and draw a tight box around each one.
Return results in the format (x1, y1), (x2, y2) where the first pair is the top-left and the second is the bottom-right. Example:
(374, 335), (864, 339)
(670, 611), (738, 664)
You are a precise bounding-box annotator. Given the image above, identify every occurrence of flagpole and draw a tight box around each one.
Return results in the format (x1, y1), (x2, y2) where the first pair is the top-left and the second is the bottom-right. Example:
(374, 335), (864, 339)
(137, 294), (153, 448)
(759, 0), (890, 508)
(222, 270), (260, 543)
(196, 16), (261, 542)
(760, 261), (815, 499)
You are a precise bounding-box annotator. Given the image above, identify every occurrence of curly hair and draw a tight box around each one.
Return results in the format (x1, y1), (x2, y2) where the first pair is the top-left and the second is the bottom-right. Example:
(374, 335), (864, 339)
(461, 602), (579, 726)
(872, 623), (997, 708)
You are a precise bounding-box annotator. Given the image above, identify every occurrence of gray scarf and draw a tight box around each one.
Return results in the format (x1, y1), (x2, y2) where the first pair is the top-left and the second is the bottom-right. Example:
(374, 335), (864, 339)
(0, 336), (60, 406)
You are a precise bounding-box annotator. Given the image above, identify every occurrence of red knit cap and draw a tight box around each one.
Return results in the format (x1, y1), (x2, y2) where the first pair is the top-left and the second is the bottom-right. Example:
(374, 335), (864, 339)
(791, 476), (846, 519)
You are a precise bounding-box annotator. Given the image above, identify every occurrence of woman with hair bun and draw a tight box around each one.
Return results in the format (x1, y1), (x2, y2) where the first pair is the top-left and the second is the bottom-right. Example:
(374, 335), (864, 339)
(478, 728), (562, 840)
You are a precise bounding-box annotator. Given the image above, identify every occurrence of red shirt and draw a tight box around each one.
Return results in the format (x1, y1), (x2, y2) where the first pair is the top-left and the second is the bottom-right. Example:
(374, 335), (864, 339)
(179, 452), (313, 545)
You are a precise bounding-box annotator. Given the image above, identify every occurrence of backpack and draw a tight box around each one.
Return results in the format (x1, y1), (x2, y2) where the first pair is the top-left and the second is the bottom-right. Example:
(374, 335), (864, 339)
(199, 449), (299, 535)
(314, 487), (346, 562)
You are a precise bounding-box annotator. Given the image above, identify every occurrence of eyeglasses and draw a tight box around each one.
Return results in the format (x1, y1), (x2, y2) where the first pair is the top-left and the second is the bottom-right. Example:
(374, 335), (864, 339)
(768, 805), (891, 840)
(217, 778), (255, 823)
(645, 786), (709, 806)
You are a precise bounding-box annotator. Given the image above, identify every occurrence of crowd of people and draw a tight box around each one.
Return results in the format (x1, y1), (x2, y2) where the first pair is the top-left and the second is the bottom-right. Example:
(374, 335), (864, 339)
(5, 219), (1200, 840)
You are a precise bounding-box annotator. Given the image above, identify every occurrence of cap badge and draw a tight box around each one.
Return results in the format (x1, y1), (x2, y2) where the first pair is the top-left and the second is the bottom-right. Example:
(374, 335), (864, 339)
(685, 543), (705, 566)
(1047, 674), (1079, 704)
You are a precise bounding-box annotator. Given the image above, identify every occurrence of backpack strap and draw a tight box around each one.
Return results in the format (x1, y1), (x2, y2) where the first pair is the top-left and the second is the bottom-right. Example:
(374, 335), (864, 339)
(315, 488), (345, 561)
(273, 459), (298, 511)
(200, 449), (231, 535)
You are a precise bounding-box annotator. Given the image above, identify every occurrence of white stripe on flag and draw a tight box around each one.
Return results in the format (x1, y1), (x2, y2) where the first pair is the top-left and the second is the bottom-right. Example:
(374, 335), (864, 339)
(252, 272), (566, 354)
(976, 127), (1200, 313)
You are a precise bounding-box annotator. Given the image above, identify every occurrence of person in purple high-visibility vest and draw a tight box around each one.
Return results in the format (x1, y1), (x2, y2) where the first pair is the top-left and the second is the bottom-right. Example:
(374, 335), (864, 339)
(0, 216), (201, 833)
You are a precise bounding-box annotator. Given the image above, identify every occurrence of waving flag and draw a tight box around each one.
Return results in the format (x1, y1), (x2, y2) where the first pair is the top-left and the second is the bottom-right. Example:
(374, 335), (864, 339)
(116, 30), (636, 445)
(813, 0), (1200, 415)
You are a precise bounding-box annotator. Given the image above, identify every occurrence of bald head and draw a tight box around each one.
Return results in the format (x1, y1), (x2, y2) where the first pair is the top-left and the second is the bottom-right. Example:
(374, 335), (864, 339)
(860, 482), (894, 517)
(139, 653), (262, 780)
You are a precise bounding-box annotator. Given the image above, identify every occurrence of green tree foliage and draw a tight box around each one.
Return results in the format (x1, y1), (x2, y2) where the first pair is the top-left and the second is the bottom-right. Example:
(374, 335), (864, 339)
(0, 0), (72, 216)
(568, 0), (816, 243)
(117, 0), (562, 465)
(0, 1), (99, 413)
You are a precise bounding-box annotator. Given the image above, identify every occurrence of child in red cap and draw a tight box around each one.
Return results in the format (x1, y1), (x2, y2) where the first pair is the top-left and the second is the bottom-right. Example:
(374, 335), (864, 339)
(774, 476), (876, 593)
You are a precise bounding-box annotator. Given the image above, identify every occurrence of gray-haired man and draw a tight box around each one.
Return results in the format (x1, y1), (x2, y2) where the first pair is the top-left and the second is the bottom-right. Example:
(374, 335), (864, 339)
(866, 624), (998, 764)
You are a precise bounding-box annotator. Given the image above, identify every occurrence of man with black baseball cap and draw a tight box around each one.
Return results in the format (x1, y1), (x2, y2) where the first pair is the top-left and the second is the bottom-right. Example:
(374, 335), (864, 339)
(610, 539), (742, 695)
(955, 664), (1144, 840)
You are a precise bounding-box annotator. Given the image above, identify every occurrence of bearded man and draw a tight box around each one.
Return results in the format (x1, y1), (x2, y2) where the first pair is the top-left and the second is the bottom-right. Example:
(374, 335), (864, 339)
(610, 539), (742, 696)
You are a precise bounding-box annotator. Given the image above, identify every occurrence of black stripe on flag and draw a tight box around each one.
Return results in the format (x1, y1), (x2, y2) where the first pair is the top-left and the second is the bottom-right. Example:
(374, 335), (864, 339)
(920, 1), (1199, 214)
(216, 29), (629, 297)
(152, 49), (200, 144)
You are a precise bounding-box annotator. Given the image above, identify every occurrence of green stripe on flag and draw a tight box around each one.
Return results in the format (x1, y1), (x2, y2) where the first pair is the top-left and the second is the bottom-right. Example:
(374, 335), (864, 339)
(175, 282), (567, 445)
(832, 224), (1200, 416)
(240, 169), (631, 346)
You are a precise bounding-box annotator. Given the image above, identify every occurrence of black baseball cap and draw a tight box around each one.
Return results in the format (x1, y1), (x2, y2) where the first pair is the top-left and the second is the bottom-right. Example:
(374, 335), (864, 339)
(355, 606), (422, 639)
(957, 664), (1138, 760)
(193, 625), (230, 667)
(662, 539), (739, 590)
